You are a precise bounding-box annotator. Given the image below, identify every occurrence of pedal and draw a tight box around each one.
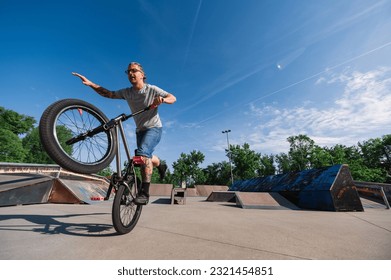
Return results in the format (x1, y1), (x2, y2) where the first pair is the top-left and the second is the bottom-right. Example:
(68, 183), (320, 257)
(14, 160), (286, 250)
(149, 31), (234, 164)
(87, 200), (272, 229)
(132, 156), (145, 166)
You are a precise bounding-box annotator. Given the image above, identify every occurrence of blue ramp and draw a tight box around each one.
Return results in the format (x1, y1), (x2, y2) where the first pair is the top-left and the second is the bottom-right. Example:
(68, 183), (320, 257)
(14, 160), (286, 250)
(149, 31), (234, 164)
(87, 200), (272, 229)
(229, 164), (363, 211)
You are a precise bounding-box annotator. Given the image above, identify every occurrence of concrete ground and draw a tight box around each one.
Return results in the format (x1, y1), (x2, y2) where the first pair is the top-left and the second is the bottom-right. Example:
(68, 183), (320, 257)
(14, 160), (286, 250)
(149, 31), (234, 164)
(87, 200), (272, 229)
(0, 196), (390, 260)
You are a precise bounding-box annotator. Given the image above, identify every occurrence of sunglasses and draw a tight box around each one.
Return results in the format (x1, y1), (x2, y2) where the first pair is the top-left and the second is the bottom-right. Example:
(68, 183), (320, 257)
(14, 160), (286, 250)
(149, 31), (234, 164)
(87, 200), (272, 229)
(125, 69), (142, 75)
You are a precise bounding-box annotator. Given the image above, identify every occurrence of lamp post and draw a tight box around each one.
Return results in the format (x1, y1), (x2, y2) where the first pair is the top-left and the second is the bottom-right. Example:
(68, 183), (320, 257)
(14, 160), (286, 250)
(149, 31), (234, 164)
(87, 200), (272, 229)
(222, 130), (234, 185)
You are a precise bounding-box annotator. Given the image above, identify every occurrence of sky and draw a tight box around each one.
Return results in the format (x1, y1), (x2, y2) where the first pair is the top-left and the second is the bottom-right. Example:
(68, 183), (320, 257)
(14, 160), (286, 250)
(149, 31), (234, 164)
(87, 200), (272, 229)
(1, 0), (391, 171)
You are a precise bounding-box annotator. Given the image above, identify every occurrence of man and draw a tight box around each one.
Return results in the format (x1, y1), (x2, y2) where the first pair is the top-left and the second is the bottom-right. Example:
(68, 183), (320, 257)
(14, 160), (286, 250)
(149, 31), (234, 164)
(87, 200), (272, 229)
(72, 62), (176, 205)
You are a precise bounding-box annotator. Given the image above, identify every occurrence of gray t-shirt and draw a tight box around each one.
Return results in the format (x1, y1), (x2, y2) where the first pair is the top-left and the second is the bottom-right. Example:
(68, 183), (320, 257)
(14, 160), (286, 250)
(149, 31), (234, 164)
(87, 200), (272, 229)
(113, 84), (169, 131)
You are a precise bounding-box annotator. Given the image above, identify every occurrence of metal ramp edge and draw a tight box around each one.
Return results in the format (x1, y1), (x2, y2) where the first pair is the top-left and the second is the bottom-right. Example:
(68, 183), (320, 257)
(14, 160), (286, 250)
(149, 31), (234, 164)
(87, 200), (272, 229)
(0, 171), (110, 206)
(0, 175), (54, 206)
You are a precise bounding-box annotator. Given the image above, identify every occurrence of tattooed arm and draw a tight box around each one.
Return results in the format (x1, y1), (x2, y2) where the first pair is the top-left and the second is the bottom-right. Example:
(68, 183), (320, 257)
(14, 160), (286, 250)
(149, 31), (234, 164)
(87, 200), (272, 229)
(72, 72), (118, 99)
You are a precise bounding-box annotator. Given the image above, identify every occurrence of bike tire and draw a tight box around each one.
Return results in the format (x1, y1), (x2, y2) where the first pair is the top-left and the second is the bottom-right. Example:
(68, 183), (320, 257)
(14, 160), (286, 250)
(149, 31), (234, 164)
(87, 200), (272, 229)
(39, 99), (117, 174)
(112, 183), (143, 234)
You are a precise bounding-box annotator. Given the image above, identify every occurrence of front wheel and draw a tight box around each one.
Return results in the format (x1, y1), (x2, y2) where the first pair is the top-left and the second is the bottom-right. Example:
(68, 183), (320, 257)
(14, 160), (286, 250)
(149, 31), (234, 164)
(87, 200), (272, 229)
(112, 183), (143, 234)
(39, 99), (117, 174)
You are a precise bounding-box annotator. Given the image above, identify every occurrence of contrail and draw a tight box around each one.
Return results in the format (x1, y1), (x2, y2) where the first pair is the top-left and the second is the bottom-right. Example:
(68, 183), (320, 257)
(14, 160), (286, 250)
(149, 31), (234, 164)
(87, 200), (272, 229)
(190, 40), (391, 127)
(183, 0), (203, 68)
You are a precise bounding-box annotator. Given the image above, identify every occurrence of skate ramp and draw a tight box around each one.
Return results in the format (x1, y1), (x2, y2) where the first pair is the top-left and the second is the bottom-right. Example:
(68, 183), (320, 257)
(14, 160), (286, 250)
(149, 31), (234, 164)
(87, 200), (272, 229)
(206, 191), (237, 202)
(149, 185), (229, 197)
(195, 185), (229, 197)
(0, 173), (54, 206)
(149, 184), (173, 196)
(229, 164), (363, 211)
(206, 191), (300, 209)
(0, 164), (109, 206)
(185, 188), (198, 197)
(236, 192), (300, 209)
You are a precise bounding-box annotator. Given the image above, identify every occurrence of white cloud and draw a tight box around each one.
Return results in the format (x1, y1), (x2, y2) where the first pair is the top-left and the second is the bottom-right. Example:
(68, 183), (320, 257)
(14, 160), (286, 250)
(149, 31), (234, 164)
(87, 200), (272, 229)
(247, 67), (391, 154)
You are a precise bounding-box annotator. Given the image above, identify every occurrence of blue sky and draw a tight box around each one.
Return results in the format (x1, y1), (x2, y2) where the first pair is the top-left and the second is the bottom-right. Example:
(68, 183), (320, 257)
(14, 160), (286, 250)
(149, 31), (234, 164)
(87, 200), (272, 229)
(1, 0), (391, 170)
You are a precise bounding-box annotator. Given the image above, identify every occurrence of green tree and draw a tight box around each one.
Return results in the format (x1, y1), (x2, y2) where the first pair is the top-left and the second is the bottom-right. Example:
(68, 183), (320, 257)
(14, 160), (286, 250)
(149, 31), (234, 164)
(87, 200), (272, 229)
(229, 143), (262, 180)
(310, 145), (333, 168)
(359, 135), (391, 175)
(348, 160), (386, 182)
(359, 137), (383, 168)
(97, 165), (115, 177)
(172, 150), (205, 187)
(22, 127), (54, 163)
(380, 134), (391, 181)
(328, 144), (348, 165)
(203, 161), (231, 186)
(0, 107), (35, 135)
(0, 128), (26, 162)
(287, 134), (315, 171)
(275, 152), (291, 174)
(54, 125), (74, 156)
(259, 154), (276, 176)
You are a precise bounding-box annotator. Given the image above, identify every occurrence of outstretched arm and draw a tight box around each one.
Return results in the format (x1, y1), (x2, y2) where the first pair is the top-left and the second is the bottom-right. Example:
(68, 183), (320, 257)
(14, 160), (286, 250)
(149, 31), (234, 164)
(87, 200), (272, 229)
(72, 72), (117, 99)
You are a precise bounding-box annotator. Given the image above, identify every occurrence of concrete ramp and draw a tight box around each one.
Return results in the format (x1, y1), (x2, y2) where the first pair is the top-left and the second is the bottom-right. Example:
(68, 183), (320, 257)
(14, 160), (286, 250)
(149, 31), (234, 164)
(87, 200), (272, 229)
(0, 166), (109, 206)
(195, 185), (229, 197)
(206, 191), (237, 202)
(185, 188), (198, 197)
(148, 185), (229, 197)
(149, 184), (173, 196)
(206, 191), (300, 209)
(235, 192), (300, 209)
(0, 174), (53, 206)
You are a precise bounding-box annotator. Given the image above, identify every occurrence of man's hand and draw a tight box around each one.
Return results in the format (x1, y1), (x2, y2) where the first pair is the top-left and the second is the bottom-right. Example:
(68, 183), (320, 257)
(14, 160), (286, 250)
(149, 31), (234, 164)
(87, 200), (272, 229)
(150, 96), (164, 109)
(72, 72), (115, 98)
(72, 72), (94, 87)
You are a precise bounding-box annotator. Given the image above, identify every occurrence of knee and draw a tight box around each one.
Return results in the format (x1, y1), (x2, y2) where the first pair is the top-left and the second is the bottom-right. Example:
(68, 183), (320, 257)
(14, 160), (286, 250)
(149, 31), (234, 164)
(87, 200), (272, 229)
(152, 155), (160, 167)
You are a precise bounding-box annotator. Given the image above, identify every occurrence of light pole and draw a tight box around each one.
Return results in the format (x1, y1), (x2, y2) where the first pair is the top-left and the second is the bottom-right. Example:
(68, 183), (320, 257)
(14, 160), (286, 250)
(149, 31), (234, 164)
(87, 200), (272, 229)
(222, 129), (234, 185)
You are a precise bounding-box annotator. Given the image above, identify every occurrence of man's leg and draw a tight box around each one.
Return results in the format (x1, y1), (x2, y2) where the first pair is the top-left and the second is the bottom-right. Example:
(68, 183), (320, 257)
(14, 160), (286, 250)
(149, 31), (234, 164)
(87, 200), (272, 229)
(152, 155), (167, 180)
(151, 155), (160, 167)
(134, 157), (153, 205)
(134, 128), (165, 205)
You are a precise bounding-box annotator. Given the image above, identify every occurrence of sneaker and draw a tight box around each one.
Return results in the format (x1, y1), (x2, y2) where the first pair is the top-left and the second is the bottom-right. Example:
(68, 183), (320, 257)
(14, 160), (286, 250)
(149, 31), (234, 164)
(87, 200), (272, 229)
(134, 193), (149, 205)
(157, 163), (167, 180)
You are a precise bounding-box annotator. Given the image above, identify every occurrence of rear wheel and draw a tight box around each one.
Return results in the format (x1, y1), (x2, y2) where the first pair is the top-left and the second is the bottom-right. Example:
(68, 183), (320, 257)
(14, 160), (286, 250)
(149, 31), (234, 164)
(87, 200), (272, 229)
(112, 182), (143, 234)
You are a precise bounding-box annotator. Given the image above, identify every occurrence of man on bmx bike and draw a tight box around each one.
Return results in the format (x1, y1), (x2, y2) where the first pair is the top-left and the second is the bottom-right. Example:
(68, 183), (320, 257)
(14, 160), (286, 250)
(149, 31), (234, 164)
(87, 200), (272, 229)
(72, 62), (176, 205)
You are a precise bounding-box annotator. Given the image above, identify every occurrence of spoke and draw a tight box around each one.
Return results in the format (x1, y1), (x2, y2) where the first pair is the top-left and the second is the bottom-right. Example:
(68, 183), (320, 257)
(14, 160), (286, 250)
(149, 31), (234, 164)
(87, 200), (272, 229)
(55, 106), (111, 165)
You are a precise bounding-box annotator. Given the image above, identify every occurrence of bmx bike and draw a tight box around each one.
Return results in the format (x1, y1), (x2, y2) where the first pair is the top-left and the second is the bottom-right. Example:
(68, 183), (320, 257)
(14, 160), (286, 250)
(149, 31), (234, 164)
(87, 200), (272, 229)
(39, 98), (152, 234)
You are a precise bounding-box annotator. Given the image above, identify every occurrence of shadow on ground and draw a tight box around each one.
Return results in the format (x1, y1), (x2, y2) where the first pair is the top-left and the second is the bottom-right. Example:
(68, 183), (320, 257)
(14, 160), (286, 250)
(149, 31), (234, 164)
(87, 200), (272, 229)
(0, 212), (116, 237)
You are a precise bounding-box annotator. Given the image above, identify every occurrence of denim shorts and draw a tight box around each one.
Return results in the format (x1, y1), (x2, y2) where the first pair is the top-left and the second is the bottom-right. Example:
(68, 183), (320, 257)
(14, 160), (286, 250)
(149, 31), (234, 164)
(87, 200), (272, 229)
(135, 127), (163, 158)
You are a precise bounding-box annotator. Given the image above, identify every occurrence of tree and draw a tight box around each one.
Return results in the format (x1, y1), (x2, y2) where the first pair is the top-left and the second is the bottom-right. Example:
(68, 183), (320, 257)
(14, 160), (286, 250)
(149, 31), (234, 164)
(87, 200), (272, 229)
(22, 127), (54, 164)
(172, 150), (205, 187)
(310, 145), (333, 168)
(358, 135), (391, 178)
(287, 134), (315, 171)
(203, 161), (231, 186)
(97, 165), (115, 177)
(359, 138), (383, 168)
(229, 143), (262, 180)
(0, 107), (35, 135)
(380, 135), (391, 181)
(328, 144), (348, 165)
(275, 152), (291, 174)
(259, 154), (276, 176)
(0, 128), (26, 162)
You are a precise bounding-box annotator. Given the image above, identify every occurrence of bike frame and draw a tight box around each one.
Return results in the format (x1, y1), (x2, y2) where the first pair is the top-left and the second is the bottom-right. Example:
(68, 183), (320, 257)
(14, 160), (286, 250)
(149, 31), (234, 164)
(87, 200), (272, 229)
(103, 106), (152, 200)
